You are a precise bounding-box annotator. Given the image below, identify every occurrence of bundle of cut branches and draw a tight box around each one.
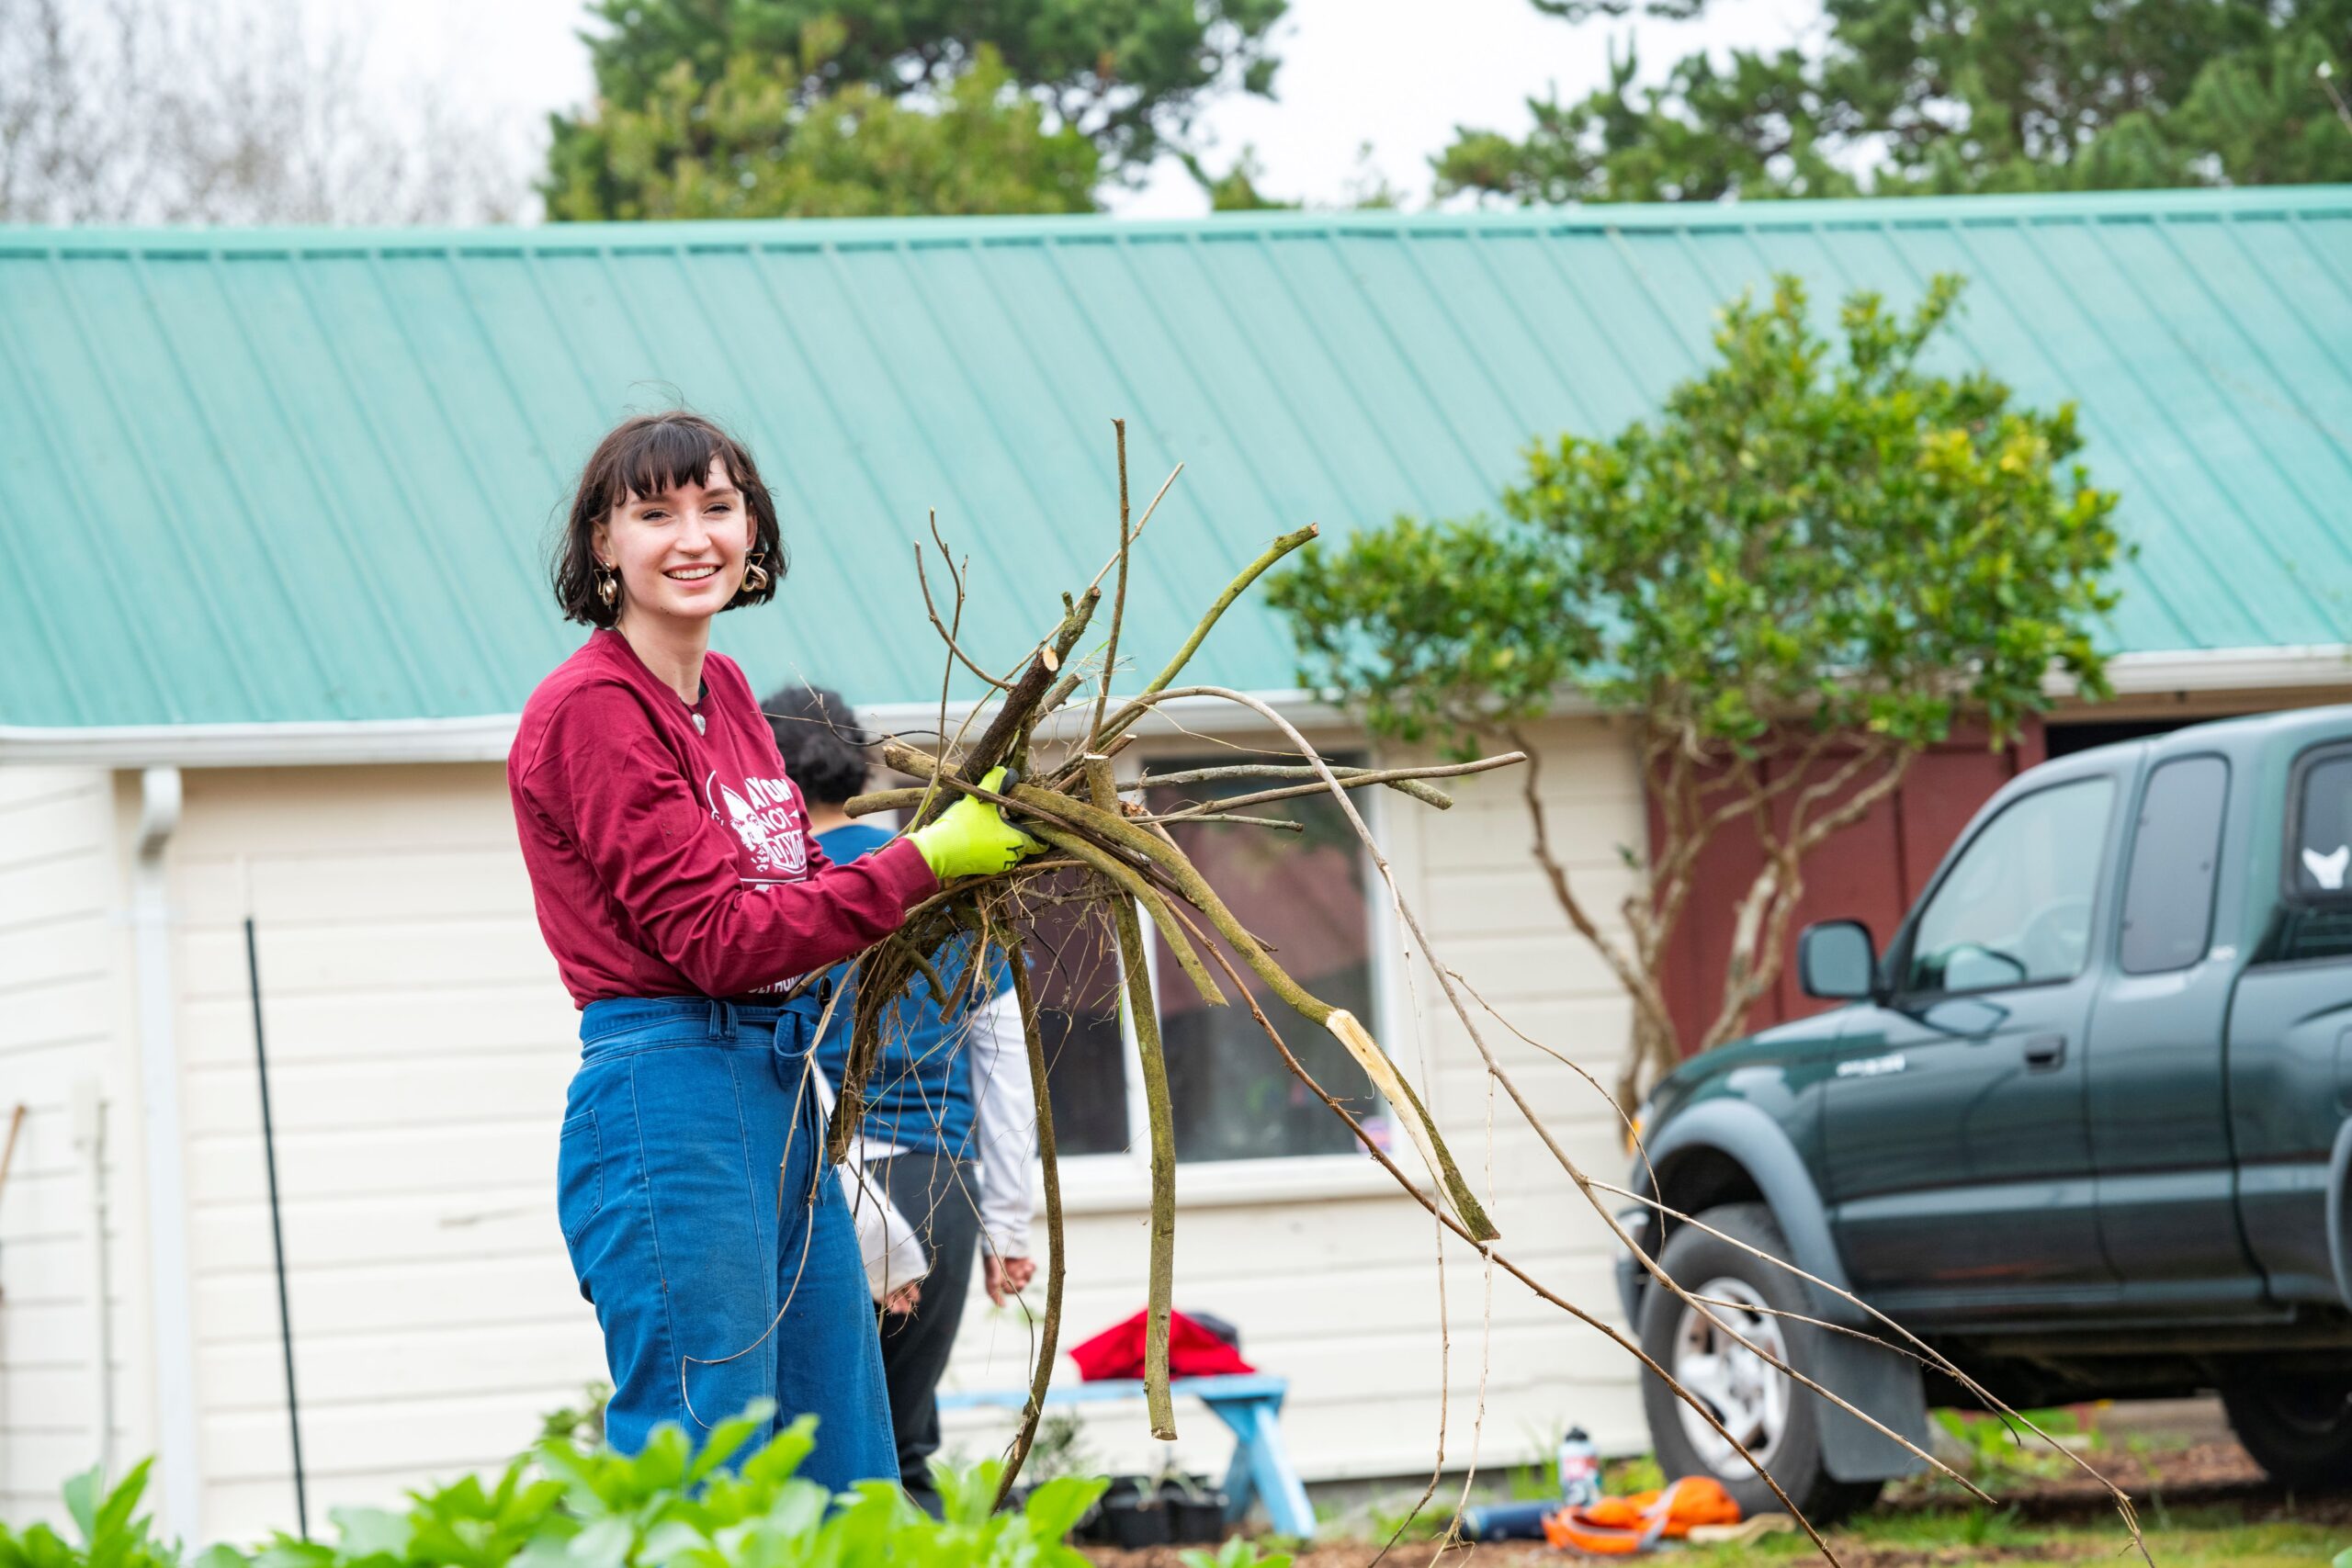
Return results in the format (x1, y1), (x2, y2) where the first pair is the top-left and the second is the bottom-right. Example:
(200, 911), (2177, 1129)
(806, 423), (2144, 1568)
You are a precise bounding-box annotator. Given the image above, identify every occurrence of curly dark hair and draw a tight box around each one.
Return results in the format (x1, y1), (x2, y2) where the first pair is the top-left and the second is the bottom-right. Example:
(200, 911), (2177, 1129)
(763, 683), (874, 807)
(550, 411), (786, 628)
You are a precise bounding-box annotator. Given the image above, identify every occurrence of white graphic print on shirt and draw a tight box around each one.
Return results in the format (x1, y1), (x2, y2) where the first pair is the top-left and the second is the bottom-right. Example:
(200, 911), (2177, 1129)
(704, 770), (809, 880)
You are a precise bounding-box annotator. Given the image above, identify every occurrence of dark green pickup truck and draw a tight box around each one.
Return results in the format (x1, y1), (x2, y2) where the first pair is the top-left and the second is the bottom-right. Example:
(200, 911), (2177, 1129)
(1617, 704), (2352, 1518)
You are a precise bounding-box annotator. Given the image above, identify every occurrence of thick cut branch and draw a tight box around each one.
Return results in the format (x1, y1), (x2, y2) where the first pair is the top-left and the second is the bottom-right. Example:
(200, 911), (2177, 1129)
(1088, 754), (1178, 1441)
(913, 589), (1101, 829)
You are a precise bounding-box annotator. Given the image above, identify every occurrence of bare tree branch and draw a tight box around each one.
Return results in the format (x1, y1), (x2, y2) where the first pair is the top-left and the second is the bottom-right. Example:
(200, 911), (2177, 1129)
(0, 0), (531, 224)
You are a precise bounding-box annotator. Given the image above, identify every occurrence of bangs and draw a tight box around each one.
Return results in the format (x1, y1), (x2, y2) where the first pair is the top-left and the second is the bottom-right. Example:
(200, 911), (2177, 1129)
(549, 409), (787, 628)
(609, 415), (735, 503)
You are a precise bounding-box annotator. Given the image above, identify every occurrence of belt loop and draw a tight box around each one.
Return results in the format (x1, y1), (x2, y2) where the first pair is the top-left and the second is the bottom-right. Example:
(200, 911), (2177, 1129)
(709, 998), (738, 1040)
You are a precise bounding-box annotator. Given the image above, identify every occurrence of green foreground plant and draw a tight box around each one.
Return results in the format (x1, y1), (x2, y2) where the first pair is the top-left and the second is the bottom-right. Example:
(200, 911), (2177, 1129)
(1931, 1408), (2082, 1485)
(1179, 1538), (1293, 1568)
(0, 1404), (1108, 1568)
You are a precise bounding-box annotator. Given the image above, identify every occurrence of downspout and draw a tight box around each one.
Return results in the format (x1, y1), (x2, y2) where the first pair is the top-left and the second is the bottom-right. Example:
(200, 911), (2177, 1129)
(130, 766), (201, 1539)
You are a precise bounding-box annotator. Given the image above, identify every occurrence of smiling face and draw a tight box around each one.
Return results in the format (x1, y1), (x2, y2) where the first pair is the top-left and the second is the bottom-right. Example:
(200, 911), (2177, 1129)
(552, 412), (784, 632)
(594, 457), (755, 630)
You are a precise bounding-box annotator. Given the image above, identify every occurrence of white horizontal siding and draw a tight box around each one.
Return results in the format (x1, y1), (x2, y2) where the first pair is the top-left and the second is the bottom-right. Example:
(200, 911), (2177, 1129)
(162, 765), (594, 1544)
(0, 767), (145, 1527)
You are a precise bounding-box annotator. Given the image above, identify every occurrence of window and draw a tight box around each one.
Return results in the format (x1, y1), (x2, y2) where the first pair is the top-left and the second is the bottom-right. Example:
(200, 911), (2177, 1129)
(1905, 777), (2115, 995)
(1024, 873), (1132, 1157)
(2118, 756), (2228, 975)
(1024, 754), (1385, 1166)
(2292, 752), (2352, 898)
(1144, 758), (1381, 1162)
(2270, 749), (2352, 964)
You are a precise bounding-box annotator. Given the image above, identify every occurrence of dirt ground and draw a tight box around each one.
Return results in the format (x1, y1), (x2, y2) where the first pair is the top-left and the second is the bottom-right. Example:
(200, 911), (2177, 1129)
(1079, 1438), (2352, 1567)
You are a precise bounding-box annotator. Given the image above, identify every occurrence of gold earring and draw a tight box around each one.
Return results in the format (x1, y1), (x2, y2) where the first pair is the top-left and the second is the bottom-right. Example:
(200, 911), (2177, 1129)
(741, 551), (771, 595)
(595, 565), (617, 607)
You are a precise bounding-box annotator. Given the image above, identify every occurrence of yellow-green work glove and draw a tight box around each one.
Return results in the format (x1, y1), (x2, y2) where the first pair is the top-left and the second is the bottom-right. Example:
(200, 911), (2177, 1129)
(909, 766), (1044, 880)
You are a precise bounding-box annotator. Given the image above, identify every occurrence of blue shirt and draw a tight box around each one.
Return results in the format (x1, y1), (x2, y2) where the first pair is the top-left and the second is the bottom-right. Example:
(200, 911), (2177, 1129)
(811, 822), (1013, 1158)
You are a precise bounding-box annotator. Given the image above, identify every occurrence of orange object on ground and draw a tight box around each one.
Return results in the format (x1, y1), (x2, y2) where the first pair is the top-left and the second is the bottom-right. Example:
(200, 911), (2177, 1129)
(1541, 1476), (1742, 1554)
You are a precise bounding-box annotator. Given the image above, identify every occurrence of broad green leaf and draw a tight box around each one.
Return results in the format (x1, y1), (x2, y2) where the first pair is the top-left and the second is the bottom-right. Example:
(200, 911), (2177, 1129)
(62, 1466), (107, 1543)
(1021, 1476), (1108, 1541)
(328, 1508), (410, 1561)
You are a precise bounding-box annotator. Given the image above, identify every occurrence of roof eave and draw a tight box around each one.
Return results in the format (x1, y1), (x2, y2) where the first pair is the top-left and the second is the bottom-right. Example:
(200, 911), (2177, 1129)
(0, 689), (1363, 768)
(2057, 644), (2352, 697)
(6, 648), (2346, 769)
(4, 183), (2343, 255)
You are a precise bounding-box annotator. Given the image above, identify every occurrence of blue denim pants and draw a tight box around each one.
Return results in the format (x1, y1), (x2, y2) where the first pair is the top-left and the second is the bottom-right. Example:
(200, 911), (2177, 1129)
(557, 994), (899, 1490)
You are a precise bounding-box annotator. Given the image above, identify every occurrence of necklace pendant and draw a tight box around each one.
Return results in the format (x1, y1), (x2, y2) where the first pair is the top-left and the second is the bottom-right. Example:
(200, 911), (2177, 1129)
(692, 713), (707, 735)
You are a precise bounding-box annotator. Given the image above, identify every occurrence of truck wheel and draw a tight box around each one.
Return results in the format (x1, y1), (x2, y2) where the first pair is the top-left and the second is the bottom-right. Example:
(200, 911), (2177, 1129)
(1637, 1201), (1882, 1525)
(2222, 1375), (2352, 1489)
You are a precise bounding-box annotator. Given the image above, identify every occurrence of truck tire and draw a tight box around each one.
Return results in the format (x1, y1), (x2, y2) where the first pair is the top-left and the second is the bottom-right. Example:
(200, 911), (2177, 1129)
(1637, 1201), (1883, 1526)
(2222, 1375), (2352, 1489)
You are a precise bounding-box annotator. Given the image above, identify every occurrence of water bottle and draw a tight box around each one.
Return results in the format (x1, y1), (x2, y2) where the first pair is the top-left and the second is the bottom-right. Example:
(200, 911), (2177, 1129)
(1556, 1426), (1600, 1507)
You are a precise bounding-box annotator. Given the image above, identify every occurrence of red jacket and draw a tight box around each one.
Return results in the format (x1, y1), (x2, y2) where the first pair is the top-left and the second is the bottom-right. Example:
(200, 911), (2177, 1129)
(1068, 1310), (1256, 1381)
(508, 630), (935, 1006)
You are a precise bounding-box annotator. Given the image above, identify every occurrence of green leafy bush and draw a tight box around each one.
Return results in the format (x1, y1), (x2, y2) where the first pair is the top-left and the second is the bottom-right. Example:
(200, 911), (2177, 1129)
(1, 1404), (1107, 1568)
(0, 1461), (183, 1568)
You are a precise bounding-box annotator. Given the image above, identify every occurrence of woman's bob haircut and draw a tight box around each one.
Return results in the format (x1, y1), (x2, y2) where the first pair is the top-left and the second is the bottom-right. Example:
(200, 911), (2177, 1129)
(551, 411), (787, 628)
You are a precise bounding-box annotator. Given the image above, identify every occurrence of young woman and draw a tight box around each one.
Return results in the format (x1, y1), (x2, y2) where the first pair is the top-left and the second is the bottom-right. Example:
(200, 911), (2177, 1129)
(507, 412), (1036, 1487)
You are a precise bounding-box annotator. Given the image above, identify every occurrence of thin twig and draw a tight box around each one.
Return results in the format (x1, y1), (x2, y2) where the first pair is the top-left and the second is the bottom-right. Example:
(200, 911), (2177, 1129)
(915, 536), (1017, 693)
(990, 936), (1068, 1506)
(1080, 525), (1319, 757)
(1136, 810), (1303, 831)
(1085, 418), (1133, 751)
(1156, 754), (1524, 817)
(1104, 685), (2047, 1561)
(1166, 909), (1841, 1565)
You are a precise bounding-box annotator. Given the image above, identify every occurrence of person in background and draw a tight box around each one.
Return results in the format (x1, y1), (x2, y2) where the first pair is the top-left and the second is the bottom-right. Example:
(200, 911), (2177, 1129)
(767, 682), (1041, 1516)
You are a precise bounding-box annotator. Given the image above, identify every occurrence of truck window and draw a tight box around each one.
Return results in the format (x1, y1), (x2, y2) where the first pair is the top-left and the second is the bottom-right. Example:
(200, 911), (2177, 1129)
(2274, 750), (2352, 964)
(1905, 777), (2115, 995)
(2118, 755), (2228, 975)
(2293, 753), (2352, 897)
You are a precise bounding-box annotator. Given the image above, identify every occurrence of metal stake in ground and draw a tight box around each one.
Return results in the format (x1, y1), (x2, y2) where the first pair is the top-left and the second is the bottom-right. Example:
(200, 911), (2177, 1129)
(245, 917), (309, 1539)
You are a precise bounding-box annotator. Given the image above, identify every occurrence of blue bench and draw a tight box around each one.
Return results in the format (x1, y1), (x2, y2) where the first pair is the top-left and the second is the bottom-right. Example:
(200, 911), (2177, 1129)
(936, 1372), (1316, 1538)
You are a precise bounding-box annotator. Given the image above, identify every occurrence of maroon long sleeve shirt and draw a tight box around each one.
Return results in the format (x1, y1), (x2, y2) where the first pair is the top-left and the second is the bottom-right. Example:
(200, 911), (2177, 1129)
(508, 629), (936, 1007)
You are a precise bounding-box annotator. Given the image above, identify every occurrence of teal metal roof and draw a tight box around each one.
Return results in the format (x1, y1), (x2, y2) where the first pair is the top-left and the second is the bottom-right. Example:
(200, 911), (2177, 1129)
(4, 186), (2350, 731)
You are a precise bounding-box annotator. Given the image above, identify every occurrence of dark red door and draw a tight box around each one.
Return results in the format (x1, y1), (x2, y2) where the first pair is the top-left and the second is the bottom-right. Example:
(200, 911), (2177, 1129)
(1654, 720), (2047, 1052)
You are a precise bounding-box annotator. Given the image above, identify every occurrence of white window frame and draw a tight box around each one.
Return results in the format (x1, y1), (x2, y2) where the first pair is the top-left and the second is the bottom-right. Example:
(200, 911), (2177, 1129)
(1046, 736), (1404, 1213)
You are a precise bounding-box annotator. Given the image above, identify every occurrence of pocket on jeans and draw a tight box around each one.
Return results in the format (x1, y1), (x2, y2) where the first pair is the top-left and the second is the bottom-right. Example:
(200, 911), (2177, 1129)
(557, 1110), (603, 1247)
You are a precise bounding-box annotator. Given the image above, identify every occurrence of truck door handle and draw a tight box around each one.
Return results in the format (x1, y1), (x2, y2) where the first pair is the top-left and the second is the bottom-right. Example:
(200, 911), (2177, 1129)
(2023, 1032), (2066, 1069)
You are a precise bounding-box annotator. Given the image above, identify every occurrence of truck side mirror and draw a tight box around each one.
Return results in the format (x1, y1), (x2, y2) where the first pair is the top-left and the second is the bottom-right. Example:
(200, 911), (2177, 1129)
(1799, 919), (1877, 1000)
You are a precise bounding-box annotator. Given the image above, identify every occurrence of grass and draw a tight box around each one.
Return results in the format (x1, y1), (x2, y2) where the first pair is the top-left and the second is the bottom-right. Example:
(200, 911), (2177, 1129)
(1295, 1434), (2348, 1566)
(1680, 1509), (2346, 1565)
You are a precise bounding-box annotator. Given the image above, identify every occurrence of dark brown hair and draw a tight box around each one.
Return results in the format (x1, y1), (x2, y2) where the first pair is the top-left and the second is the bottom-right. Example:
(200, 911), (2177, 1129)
(762, 682), (874, 807)
(551, 412), (786, 628)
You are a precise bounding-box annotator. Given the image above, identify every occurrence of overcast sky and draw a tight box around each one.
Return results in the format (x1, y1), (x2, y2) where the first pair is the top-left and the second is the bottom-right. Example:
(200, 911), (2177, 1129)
(354, 0), (1827, 217)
